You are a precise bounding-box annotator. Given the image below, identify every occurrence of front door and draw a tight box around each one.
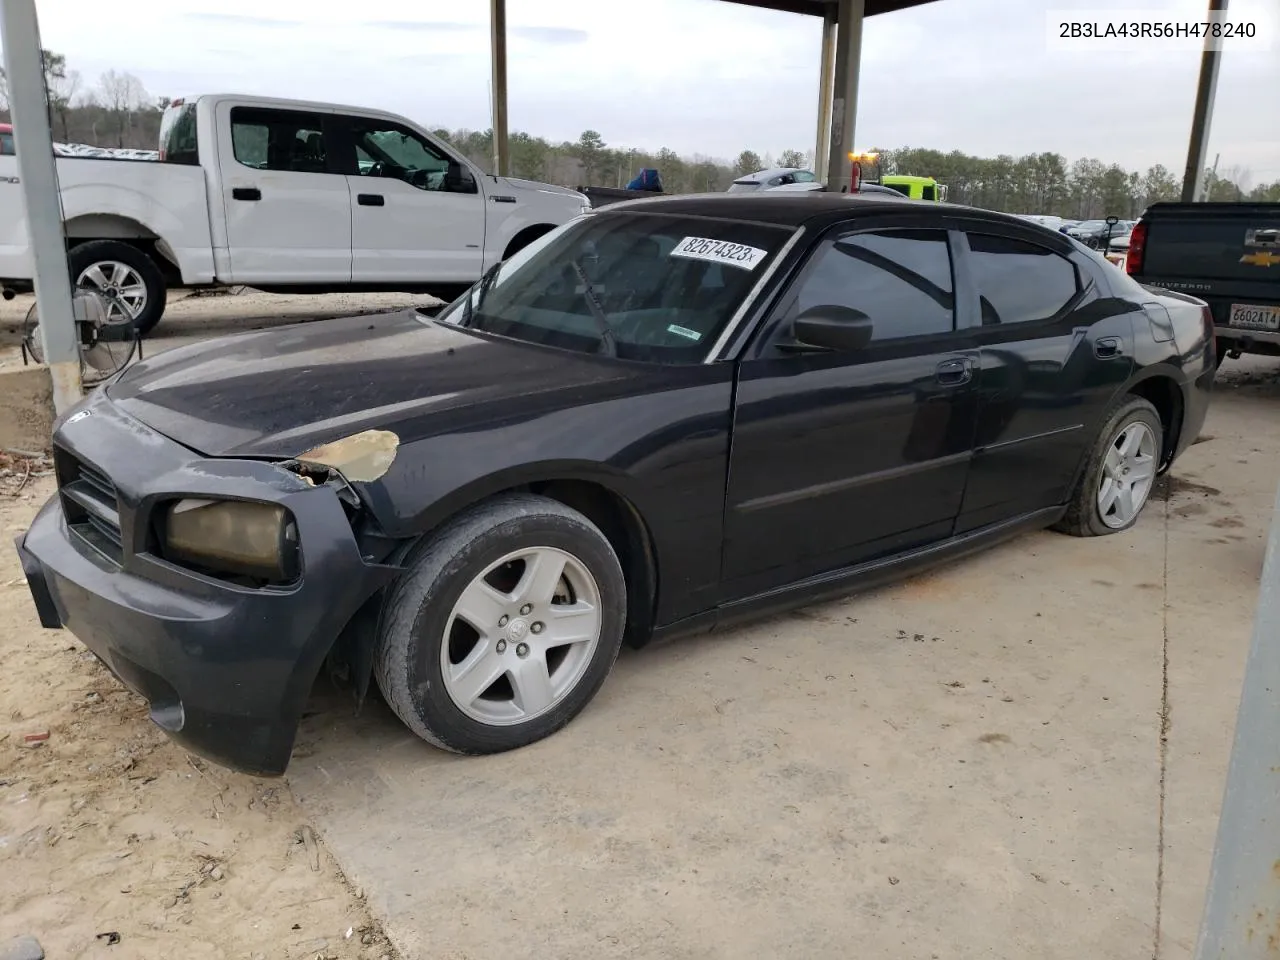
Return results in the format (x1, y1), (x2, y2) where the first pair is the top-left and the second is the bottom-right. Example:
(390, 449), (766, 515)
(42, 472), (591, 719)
(217, 103), (352, 284)
(953, 228), (1135, 533)
(336, 117), (486, 284)
(722, 225), (980, 602)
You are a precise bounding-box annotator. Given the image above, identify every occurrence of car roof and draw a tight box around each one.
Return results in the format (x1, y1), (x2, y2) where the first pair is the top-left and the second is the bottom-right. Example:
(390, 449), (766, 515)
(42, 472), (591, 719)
(733, 167), (807, 183)
(600, 191), (1030, 231)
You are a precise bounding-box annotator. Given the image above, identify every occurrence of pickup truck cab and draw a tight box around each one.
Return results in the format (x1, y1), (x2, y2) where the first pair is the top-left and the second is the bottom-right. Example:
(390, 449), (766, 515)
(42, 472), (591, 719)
(0, 94), (588, 333)
(1126, 202), (1280, 366)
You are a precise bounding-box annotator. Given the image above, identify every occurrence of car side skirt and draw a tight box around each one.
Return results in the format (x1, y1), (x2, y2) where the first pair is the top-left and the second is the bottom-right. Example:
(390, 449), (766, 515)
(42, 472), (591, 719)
(647, 504), (1067, 646)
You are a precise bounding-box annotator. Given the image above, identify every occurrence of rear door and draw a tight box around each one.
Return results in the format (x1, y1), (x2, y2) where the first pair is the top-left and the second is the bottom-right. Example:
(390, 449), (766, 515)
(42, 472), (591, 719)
(333, 115), (486, 284)
(952, 225), (1135, 533)
(215, 103), (352, 283)
(722, 221), (980, 601)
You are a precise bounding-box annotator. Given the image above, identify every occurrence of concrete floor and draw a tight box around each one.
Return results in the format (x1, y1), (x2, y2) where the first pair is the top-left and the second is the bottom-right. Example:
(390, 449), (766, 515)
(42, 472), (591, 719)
(288, 362), (1280, 960)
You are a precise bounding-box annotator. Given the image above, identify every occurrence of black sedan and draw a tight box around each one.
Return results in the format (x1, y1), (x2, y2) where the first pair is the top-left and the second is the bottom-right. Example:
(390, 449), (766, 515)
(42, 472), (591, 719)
(15, 193), (1214, 775)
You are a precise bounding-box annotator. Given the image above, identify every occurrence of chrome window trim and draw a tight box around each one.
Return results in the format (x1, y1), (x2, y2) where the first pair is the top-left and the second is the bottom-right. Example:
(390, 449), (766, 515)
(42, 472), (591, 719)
(702, 226), (806, 364)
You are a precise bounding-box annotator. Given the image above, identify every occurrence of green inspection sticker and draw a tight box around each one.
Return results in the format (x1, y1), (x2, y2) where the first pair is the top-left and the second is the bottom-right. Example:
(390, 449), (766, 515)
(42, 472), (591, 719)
(667, 324), (702, 342)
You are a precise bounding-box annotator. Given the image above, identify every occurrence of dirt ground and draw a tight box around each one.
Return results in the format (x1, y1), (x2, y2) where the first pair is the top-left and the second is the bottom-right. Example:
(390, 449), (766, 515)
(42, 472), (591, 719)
(0, 294), (1277, 957)
(0, 292), (422, 960)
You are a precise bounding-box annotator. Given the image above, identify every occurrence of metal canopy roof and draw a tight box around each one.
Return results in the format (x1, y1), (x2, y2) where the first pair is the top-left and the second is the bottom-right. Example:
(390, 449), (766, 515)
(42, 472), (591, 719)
(717, 0), (938, 17)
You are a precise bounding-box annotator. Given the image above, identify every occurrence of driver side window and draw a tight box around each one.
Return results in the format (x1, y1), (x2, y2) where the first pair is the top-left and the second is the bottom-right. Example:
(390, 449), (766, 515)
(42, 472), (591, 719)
(780, 228), (956, 345)
(347, 120), (470, 193)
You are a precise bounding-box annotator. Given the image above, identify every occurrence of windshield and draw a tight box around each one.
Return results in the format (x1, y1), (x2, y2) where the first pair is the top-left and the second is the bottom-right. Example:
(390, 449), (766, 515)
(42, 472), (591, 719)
(0, 131), (13, 156)
(436, 212), (793, 362)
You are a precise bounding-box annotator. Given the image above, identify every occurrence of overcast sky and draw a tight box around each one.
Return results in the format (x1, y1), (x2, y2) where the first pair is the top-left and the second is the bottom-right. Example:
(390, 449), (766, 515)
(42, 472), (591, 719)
(29, 0), (1280, 183)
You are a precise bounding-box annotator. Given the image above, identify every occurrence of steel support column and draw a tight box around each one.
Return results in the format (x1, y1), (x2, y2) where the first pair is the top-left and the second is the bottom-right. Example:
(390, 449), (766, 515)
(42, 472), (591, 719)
(1193, 476), (1280, 959)
(824, 0), (865, 192)
(0, 0), (82, 413)
(490, 0), (510, 176)
(1181, 0), (1226, 202)
(813, 5), (837, 181)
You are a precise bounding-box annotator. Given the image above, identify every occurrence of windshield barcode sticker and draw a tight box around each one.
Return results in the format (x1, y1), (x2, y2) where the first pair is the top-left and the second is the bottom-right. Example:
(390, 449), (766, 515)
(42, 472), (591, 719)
(670, 237), (768, 271)
(667, 324), (702, 342)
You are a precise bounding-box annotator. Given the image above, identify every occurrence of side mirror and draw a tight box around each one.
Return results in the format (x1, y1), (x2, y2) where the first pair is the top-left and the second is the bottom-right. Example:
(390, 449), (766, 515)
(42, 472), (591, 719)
(445, 161), (478, 194)
(790, 305), (874, 352)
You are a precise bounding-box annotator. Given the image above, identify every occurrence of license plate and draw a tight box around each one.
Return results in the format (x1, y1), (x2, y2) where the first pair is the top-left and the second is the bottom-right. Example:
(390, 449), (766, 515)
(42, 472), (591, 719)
(1229, 303), (1280, 331)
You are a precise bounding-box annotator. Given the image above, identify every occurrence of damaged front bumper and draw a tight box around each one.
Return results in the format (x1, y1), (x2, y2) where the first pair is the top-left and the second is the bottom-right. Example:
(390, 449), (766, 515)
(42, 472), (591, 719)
(13, 390), (396, 776)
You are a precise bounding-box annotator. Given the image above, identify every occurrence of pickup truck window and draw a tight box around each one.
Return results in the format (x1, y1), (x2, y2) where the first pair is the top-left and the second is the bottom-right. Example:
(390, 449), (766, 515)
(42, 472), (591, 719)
(347, 120), (459, 193)
(230, 107), (330, 175)
(158, 101), (198, 165)
(966, 233), (1079, 326)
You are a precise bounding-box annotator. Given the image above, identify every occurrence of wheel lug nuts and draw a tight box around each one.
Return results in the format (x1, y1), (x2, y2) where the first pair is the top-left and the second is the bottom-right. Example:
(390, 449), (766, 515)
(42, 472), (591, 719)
(519, 603), (533, 616)
(498, 615), (509, 627)
(516, 642), (530, 658)
(497, 640), (507, 653)
(531, 622), (544, 634)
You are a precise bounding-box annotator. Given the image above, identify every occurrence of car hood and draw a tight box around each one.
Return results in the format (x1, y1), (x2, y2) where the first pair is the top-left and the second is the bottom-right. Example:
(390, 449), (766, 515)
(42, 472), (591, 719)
(106, 310), (633, 458)
(497, 176), (586, 204)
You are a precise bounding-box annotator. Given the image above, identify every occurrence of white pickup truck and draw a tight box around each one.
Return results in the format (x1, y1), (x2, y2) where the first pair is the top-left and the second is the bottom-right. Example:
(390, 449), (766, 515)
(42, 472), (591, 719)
(0, 94), (588, 334)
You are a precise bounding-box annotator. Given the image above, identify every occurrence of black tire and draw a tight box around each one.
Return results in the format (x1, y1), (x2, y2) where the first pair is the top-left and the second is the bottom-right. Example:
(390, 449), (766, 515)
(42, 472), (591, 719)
(68, 240), (167, 337)
(502, 224), (555, 261)
(373, 493), (626, 754)
(1214, 338), (1229, 369)
(1054, 396), (1163, 537)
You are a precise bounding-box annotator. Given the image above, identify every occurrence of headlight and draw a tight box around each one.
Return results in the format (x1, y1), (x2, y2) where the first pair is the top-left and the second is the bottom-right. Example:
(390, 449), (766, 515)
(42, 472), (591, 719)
(580, 201), (592, 215)
(162, 498), (298, 583)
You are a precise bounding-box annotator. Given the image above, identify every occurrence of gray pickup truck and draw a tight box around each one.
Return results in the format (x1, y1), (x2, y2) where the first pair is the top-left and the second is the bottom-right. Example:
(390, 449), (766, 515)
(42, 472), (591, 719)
(1126, 201), (1280, 366)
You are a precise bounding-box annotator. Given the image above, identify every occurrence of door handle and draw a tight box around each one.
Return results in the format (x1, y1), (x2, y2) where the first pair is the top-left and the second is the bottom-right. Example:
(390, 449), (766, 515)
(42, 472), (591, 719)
(1094, 336), (1123, 359)
(358, 193), (385, 207)
(935, 357), (973, 385)
(231, 187), (260, 201)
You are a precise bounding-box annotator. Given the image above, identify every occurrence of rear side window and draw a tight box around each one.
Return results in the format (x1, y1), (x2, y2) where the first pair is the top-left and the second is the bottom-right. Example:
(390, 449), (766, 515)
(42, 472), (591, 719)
(229, 107), (329, 174)
(788, 229), (956, 342)
(158, 102), (198, 165)
(966, 233), (1079, 326)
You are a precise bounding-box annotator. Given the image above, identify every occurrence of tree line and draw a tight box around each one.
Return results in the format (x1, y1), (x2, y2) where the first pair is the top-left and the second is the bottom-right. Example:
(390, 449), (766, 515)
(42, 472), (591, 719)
(3, 50), (1277, 219)
(435, 128), (1280, 219)
(0, 50), (166, 150)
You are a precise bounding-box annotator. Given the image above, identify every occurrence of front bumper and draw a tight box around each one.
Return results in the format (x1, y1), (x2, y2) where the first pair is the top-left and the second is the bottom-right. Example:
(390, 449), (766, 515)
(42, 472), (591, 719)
(13, 390), (396, 776)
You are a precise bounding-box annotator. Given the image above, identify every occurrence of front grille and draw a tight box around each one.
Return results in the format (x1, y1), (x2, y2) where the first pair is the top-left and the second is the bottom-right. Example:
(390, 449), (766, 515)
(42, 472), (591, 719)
(57, 450), (123, 564)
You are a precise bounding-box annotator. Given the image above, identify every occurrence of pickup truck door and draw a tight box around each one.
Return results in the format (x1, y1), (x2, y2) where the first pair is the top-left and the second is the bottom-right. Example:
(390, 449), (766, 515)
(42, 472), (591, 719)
(214, 102), (352, 284)
(334, 117), (486, 284)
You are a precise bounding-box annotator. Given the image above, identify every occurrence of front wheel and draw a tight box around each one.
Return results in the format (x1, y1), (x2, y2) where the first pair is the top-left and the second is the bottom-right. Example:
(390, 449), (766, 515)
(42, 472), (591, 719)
(1054, 396), (1163, 537)
(374, 494), (626, 754)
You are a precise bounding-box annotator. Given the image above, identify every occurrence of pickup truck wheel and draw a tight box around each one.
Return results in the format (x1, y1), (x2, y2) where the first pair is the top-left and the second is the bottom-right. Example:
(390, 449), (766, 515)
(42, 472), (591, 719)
(374, 494), (626, 755)
(1053, 396), (1162, 537)
(1214, 338), (1229, 369)
(69, 240), (167, 337)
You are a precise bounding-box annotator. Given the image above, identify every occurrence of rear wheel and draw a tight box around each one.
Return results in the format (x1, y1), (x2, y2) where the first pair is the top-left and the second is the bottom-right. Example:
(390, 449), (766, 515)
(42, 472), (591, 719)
(1054, 396), (1162, 537)
(68, 240), (167, 336)
(374, 494), (626, 754)
(1214, 337), (1230, 369)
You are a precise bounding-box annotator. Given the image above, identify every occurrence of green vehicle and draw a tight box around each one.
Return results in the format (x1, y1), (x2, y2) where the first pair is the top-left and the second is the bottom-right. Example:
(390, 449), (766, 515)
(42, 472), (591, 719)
(880, 174), (948, 202)
(847, 153), (947, 202)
